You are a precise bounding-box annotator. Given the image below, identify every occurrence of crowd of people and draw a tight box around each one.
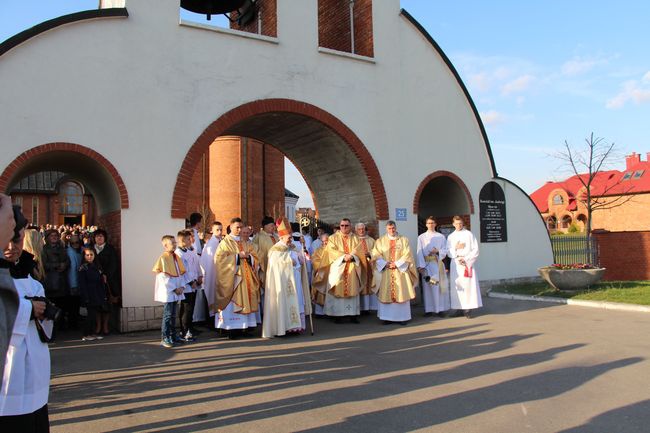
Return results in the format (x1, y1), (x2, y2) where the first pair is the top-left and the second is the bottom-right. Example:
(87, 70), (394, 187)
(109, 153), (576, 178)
(154, 212), (483, 347)
(16, 223), (121, 340)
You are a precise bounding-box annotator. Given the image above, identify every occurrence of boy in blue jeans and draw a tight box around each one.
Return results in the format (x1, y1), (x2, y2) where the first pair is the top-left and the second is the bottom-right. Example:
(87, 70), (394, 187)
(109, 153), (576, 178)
(153, 235), (187, 348)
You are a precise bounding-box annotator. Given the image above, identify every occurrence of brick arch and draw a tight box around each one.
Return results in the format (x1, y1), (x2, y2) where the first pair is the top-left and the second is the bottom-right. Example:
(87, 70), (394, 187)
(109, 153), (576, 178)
(0, 142), (129, 209)
(412, 170), (475, 215)
(172, 98), (389, 220)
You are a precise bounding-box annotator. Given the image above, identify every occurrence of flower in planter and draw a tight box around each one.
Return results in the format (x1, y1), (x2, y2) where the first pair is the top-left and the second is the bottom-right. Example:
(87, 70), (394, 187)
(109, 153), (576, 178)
(550, 263), (597, 270)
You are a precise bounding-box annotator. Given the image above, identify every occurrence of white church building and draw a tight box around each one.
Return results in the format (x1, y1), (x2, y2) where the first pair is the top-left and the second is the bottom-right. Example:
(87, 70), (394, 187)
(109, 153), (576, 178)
(0, 0), (552, 331)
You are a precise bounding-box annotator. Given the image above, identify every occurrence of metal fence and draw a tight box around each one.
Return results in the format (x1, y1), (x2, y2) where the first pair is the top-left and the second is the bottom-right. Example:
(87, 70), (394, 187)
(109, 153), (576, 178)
(550, 234), (599, 265)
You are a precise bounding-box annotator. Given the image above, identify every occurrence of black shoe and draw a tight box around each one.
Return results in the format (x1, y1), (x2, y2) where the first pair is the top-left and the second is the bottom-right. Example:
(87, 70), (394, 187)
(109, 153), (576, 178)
(350, 316), (360, 324)
(437, 312), (446, 318)
(399, 321), (408, 326)
(382, 320), (391, 325)
(423, 312), (434, 317)
(464, 310), (472, 319)
(334, 317), (344, 324)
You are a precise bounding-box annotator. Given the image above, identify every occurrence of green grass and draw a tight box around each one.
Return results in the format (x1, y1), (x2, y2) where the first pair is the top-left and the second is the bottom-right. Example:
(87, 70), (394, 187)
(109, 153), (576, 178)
(490, 281), (650, 306)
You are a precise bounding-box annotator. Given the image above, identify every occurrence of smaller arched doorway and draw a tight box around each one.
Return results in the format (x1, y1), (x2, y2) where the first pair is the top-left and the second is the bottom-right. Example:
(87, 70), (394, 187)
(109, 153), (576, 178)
(413, 171), (474, 236)
(0, 143), (129, 248)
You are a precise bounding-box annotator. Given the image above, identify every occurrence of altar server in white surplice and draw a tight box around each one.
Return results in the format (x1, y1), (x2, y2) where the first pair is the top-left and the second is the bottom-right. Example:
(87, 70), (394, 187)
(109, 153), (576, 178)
(446, 215), (482, 318)
(199, 222), (223, 318)
(416, 216), (449, 316)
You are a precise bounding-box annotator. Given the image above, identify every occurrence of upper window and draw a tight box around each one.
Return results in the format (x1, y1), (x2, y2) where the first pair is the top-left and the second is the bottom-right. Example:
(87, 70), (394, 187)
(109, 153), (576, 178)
(552, 194), (564, 205)
(318, 0), (374, 57)
(622, 172), (633, 180)
(633, 170), (645, 179)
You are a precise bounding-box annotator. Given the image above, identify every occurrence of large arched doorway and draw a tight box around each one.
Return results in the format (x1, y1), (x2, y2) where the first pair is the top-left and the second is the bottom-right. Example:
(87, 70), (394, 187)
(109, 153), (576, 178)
(172, 99), (389, 228)
(413, 171), (474, 235)
(0, 142), (129, 249)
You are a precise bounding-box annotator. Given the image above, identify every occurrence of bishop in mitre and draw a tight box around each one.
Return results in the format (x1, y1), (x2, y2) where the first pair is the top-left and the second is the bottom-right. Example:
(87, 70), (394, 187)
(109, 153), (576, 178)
(416, 216), (449, 316)
(214, 217), (261, 337)
(263, 218), (311, 338)
(324, 218), (362, 323)
(446, 215), (482, 318)
(372, 220), (417, 325)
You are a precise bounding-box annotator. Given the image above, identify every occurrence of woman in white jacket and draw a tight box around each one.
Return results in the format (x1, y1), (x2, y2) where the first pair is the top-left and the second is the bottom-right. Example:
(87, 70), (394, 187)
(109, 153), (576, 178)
(0, 208), (51, 432)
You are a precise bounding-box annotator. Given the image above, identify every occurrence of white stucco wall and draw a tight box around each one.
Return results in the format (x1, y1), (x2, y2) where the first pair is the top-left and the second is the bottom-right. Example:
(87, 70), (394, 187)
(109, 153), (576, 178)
(0, 0), (551, 307)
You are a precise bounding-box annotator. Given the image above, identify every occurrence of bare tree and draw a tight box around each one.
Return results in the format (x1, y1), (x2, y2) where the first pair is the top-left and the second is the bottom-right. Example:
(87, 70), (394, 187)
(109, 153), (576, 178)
(555, 133), (634, 263)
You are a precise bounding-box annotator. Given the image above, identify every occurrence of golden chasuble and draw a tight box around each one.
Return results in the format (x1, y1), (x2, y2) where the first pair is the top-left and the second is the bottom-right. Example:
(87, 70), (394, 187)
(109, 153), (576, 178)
(214, 235), (261, 313)
(325, 232), (362, 298)
(252, 231), (276, 274)
(372, 235), (417, 304)
(310, 245), (329, 306)
(152, 252), (186, 277)
(357, 236), (375, 296)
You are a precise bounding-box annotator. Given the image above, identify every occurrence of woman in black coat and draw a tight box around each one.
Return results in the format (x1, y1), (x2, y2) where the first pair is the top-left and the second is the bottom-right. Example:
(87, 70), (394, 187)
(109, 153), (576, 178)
(78, 248), (109, 341)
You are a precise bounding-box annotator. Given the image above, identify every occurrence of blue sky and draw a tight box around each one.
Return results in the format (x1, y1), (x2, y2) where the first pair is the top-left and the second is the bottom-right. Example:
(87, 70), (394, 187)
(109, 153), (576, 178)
(2, 1), (649, 208)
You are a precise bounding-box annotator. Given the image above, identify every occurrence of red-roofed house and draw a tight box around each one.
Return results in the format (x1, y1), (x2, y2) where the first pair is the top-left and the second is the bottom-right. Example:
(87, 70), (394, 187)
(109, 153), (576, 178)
(530, 152), (650, 232)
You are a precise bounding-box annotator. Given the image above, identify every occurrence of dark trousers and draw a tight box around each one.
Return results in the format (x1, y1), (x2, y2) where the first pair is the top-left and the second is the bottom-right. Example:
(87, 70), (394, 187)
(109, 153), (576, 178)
(179, 292), (196, 335)
(84, 306), (98, 336)
(66, 295), (80, 328)
(0, 403), (49, 433)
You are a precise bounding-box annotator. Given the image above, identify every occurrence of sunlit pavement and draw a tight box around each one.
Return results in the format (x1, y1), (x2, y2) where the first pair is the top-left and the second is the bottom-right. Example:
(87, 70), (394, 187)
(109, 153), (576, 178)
(48, 298), (650, 433)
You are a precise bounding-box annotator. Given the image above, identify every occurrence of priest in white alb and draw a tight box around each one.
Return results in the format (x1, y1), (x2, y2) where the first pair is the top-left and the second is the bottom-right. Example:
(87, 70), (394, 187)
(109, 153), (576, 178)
(262, 218), (311, 338)
(416, 216), (449, 316)
(446, 215), (482, 318)
(372, 220), (417, 325)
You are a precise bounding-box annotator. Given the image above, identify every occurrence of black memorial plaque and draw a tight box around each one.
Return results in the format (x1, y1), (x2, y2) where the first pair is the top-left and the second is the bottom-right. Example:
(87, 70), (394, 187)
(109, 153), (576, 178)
(479, 181), (507, 243)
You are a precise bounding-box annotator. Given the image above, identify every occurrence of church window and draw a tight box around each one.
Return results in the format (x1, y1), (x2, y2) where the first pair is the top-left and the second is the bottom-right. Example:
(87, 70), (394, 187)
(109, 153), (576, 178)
(622, 172), (633, 180)
(633, 170), (644, 179)
(59, 181), (83, 215)
(552, 194), (564, 205)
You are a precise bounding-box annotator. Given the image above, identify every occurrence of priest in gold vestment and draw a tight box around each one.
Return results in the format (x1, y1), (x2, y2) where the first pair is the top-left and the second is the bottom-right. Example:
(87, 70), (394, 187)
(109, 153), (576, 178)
(214, 218), (261, 336)
(324, 218), (362, 323)
(252, 216), (278, 288)
(372, 220), (417, 324)
(310, 233), (329, 316)
(355, 222), (377, 313)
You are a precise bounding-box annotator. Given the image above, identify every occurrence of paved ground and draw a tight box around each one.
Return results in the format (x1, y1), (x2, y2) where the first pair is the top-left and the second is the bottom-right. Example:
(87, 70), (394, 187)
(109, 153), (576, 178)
(48, 298), (650, 433)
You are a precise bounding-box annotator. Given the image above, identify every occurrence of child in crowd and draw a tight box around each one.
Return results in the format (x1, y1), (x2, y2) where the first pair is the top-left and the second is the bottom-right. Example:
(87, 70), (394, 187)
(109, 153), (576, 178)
(78, 247), (108, 341)
(175, 230), (201, 342)
(153, 235), (187, 348)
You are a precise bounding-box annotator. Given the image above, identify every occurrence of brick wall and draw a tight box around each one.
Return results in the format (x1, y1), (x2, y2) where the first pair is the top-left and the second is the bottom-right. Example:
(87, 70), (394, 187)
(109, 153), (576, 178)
(185, 152), (209, 218)
(264, 144), (285, 220)
(204, 137), (285, 229)
(318, 0), (374, 57)
(97, 210), (122, 251)
(592, 230), (650, 280)
(230, 0), (277, 37)
(209, 136), (242, 225)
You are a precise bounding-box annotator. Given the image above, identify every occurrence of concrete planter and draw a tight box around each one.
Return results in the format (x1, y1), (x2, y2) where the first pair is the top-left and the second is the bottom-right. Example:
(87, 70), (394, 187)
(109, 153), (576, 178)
(538, 267), (606, 291)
